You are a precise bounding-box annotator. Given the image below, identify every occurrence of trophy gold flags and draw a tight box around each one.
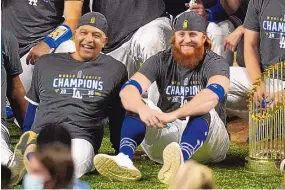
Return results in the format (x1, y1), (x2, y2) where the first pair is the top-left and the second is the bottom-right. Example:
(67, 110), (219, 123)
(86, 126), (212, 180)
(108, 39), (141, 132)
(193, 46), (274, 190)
(247, 62), (285, 175)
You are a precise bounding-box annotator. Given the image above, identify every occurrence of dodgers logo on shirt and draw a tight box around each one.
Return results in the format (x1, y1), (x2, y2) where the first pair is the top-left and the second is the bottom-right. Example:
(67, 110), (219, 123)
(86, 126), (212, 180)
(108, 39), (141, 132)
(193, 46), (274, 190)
(53, 70), (104, 100)
(263, 15), (285, 49)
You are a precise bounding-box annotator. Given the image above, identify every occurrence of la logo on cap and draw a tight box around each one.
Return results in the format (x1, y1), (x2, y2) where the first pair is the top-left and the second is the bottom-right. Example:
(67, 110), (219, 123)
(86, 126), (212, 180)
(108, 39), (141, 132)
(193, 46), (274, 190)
(90, 17), (95, 24)
(183, 20), (188, 29)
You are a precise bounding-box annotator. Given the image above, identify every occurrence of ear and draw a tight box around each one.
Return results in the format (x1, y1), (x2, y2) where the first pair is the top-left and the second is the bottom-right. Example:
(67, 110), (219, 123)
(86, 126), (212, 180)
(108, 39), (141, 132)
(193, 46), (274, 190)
(102, 37), (108, 48)
(202, 33), (207, 43)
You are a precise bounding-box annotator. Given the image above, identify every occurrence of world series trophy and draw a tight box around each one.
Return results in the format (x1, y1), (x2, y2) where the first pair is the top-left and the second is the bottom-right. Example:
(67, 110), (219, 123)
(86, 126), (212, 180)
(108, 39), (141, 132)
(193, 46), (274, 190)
(247, 62), (285, 175)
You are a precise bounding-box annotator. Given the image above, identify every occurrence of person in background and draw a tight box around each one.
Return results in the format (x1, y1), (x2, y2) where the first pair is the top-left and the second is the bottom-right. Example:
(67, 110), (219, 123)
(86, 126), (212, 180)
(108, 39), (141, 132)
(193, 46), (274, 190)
(226, 0), (285, 119)
(1, 30), (28, 167)
(2, 0), (83, 91)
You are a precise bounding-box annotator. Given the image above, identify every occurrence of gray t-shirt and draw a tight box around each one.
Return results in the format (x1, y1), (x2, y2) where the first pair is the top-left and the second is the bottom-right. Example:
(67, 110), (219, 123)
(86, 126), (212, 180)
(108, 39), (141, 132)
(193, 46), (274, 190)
(139, 48), (229, 125)
(244, 0), (285, 71)
(26, 53), (128, 147)
(2, 0), (65, 57)
(83, 0), (166, 53)
(1, 30), (23, 119)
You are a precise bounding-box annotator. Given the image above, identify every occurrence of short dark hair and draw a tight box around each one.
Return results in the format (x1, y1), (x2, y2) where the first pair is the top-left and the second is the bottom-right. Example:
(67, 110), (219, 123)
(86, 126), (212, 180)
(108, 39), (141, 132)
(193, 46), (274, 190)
(34, 143), (74, 189)
(37, 123), (72, 148)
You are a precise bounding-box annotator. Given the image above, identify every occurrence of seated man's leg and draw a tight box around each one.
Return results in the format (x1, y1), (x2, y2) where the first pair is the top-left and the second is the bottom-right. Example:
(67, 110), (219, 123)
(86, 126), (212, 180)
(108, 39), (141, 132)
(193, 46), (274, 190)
(207, 21), (235, 66)
(227, 67), (251, 119)
(157, 116), (209, 185)
(94, 116), (146, 181)
(71, 139), (95, 178)
(217, 20), (235, 65)
(20, 53), (35, 91)
(20, 40), (75, 91)
(158, 109), (229, 185)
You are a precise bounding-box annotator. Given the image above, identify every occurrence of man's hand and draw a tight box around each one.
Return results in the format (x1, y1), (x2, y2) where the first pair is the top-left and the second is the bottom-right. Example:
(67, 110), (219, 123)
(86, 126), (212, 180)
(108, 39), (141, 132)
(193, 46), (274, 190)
(253, 81), (267, 106)
(137, 105), (165, 128)
(264, 89), (285, 108)
(185, 0), (208, 20)
(26, 41), (51, 65)
(224, 26), (244, 52)
(157, 112), (179, 125)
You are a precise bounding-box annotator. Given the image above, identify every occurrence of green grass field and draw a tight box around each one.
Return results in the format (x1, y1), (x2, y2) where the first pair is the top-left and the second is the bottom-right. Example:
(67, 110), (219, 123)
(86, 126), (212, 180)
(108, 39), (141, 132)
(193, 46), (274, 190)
(9, 124), (283, 189)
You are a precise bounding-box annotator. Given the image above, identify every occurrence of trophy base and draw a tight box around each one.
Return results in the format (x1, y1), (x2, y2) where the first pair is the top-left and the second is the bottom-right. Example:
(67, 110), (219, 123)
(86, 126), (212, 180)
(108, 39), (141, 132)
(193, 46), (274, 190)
(246, 157), (282, 175)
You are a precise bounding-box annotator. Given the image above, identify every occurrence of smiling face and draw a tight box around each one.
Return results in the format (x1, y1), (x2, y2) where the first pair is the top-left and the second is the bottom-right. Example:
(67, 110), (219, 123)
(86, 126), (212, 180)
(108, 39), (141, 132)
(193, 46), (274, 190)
(72, 25), (107, 62)
(174, 30), (206, 54)
(172, 30), (207, 68)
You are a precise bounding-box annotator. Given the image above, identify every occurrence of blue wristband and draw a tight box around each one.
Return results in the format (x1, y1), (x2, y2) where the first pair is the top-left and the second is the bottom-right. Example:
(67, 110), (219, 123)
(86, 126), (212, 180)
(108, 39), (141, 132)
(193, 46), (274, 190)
(43, 24), (72, 49)
(206, 0), (228, 23)
(207, 83), (225, 102)
(120, 80), (143, 94)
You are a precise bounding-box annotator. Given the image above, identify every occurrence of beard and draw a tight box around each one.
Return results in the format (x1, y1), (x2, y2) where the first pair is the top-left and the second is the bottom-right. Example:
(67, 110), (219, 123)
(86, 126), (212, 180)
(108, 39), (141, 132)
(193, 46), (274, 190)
(172, 38), (205, 69)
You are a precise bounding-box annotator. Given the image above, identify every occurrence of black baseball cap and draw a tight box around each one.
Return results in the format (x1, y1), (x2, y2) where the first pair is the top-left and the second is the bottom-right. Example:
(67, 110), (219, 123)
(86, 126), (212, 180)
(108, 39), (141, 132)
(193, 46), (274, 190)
(173, 11), (206, 32)
(77, 12), (108, 35)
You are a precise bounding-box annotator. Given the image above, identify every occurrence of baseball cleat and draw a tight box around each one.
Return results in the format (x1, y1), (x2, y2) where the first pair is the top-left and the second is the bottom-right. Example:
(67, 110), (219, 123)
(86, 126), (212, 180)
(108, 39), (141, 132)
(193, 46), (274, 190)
(9, 131), (37, 186)
(158, 142), (183, 185)
(94, 153), (141, 181)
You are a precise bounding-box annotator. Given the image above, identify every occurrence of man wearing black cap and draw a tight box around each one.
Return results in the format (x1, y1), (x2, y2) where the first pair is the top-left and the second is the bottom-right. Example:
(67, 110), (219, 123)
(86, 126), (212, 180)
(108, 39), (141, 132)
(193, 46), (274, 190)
(9, 12), (128, 184)
(93, 11), (230, 184)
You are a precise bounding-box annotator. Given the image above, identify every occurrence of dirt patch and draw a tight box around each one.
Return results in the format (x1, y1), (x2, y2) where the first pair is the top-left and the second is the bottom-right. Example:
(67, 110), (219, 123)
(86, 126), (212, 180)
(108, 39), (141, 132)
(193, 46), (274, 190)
(227, 119), (249, 144)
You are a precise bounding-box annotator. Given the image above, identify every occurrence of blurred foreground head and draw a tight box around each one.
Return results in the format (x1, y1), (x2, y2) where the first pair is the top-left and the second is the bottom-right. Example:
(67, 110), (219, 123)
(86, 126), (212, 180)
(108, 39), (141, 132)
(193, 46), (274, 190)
(24, 143), (74, 189)
(169, 160), (214, 189)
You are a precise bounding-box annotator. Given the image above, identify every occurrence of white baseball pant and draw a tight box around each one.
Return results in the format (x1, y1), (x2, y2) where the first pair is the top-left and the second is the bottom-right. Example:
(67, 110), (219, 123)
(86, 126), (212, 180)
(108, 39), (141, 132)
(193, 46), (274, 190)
(1, 121), (13, 166)
(71, 138), (95, 178)
(140, 99), (230, 164)
(207, 20), (235, 66)
(227, 67), (285, 120)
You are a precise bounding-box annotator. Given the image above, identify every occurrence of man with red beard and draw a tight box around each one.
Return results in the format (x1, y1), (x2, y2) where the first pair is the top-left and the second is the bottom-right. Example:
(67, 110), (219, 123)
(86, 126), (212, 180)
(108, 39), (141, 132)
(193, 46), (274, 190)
(93, 11), (230, 184)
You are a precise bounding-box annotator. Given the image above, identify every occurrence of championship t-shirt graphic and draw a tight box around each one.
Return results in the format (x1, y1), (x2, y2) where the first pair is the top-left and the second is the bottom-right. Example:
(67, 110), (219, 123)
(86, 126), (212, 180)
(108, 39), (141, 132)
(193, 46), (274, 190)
(165, 78), (202, 107)
(263, 15), (285, 48)
(53, 71), (104, 99)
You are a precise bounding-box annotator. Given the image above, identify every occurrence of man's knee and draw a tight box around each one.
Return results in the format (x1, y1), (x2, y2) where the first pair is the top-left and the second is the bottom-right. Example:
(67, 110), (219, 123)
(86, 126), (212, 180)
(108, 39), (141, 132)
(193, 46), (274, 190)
(54, 40), (76, 53)
(131, 18), (172, 58)
(218, 20), (235, 36)
(20, 53), (34, 91)
(206, 22), (224, 56)
(71, 139), (95, 178)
